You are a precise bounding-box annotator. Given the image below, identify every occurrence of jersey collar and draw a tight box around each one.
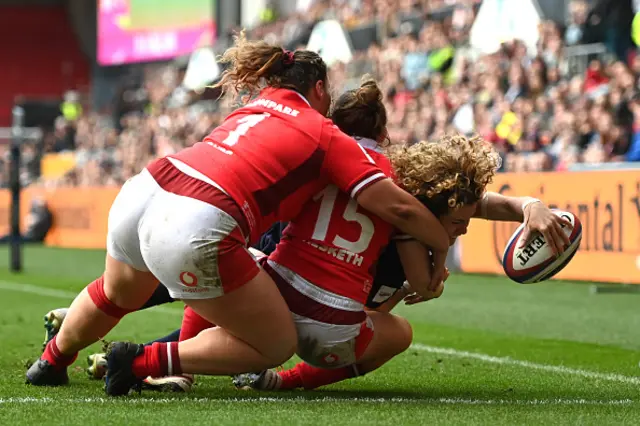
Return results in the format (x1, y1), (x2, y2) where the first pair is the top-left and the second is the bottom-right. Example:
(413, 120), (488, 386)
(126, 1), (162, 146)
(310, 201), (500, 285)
(260, 87), (311, 108)
(354, 136), (382, 153)
(292, 91), (311, 106)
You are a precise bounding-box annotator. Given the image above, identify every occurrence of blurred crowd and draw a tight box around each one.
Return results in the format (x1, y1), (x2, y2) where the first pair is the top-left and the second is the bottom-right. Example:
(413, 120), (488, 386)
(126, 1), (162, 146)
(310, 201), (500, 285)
(38, 67), (225, 188)
(4, 0), (640, 189)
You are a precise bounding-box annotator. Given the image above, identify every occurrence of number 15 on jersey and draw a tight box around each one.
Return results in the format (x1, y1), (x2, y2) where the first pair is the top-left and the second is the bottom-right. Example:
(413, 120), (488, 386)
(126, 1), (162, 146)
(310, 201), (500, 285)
(311, 185), (375, 254)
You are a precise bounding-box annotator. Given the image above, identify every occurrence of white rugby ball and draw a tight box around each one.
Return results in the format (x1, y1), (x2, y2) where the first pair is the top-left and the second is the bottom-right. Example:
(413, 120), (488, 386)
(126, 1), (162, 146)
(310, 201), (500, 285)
(502, 210), (582, 284)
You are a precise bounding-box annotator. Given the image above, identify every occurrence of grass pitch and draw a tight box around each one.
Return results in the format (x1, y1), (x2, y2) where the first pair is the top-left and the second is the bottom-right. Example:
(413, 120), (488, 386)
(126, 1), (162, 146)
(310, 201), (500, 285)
(0, 245), (638, 425)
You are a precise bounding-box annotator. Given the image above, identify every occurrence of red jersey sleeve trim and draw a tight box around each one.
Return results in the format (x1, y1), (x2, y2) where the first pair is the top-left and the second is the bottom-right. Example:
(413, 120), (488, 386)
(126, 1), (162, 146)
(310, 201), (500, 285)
(349, 172), (388, 199)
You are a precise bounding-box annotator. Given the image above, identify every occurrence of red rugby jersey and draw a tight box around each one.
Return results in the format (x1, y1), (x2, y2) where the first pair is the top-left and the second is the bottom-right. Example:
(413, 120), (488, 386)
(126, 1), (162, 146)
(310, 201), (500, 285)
(169, 88), (386, 243)
(270, 138), (395, 304)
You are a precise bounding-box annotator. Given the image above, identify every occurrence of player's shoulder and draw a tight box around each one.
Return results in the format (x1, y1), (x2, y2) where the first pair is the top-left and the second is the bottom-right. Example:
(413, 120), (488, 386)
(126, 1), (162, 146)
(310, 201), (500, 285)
(245, 88), (323, 121)
(323, 119), (349, 136)
(355, 138), (391, 168)
(377, 153), (393, 175)
(366, 147), (390, 165)
(314, 120), (354, 151)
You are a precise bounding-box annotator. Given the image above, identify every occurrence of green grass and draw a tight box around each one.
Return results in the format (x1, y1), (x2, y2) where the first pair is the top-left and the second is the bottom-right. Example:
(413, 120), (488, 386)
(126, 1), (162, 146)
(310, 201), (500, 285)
(0, 245), (638, 425)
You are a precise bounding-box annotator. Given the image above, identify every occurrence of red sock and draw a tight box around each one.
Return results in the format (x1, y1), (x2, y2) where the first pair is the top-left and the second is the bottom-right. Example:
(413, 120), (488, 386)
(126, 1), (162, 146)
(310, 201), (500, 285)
(132, 342), (182, 378)
(278, 362), (361, 390)
(41, 335), (78, 370)
(179, 306), (214, 341)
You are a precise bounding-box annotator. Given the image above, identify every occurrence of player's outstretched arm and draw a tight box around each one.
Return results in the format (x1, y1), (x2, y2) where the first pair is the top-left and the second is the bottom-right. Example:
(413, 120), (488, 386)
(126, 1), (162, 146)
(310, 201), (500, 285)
(473, 191), (532, 221)
(474, 192), (571, 256)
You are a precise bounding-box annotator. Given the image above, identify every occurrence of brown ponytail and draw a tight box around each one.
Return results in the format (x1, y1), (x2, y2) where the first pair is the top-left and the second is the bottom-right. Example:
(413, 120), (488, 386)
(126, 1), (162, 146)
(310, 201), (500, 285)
(214, 31), (328, 101)
(330, 75), (388, 142)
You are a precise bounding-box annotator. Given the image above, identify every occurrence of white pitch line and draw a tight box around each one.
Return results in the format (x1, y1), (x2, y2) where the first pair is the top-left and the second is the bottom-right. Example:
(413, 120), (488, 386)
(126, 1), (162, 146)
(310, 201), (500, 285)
(0, 280), (182, 316)
(411, 344), (640, 385)
(0, 280), (78, 299)
(1, 280), (639, 385)
(0, 396), (634, 406)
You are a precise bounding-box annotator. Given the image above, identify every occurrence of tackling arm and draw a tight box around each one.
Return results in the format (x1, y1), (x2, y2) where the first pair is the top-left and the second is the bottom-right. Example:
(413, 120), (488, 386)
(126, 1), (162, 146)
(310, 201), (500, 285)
(395, 239), (445, 301)
(358, 179), (450, 252)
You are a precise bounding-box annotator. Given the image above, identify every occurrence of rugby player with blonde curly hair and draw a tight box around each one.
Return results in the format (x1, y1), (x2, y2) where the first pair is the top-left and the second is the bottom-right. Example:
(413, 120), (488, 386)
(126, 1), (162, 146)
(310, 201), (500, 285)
(231, 122), (572, 392)
(38, 88), (571, 394)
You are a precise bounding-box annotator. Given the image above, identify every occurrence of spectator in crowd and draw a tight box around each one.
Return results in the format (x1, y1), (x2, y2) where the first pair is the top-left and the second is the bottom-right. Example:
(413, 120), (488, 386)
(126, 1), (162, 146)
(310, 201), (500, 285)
(565, 0), (589, 46)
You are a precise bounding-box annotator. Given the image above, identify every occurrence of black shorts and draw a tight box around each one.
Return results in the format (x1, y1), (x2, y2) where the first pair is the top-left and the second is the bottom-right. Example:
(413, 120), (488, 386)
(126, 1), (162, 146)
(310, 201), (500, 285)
(366, 240), (407, 309)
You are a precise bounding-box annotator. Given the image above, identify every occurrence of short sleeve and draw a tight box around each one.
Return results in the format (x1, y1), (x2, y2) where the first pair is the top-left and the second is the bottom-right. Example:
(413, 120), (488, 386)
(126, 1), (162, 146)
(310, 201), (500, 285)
(322, 125), (388, 198)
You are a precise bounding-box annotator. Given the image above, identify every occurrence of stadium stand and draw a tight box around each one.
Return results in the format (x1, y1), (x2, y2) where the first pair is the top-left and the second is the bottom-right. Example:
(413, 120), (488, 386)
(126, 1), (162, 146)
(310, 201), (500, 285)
(2, 0), (639, 192)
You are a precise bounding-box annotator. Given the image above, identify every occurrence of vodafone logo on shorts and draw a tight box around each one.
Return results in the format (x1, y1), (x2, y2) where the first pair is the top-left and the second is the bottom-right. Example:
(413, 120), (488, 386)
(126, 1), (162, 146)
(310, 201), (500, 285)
(322, 353), (339, 364)
(179, 271), (198, 287)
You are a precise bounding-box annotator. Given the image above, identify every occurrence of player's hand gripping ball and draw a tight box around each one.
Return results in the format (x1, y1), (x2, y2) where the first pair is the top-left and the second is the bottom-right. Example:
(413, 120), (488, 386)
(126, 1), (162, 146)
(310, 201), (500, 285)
(502, 210), (582, 283)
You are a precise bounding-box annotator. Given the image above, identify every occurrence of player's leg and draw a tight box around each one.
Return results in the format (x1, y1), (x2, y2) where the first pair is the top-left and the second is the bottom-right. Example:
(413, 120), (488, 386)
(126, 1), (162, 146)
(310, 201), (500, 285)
(104, 193), (297, 396)
(140, 306), (213, 392)
(251, 311), (412, 391)
(58, 290), (213, 385)
(26, 255), (160, 386)
(26, 170), (163, 386)
(349, 310), (413, 371)
(180, 273), (296, 373)
(61, 294), (208, 390)
(106, 270), (297, 395)
(152, 329), (182, 343)
(41, 283), (176, 351)
(234, 260), (373, 391)
(60, 257), (159, 354)
(87, 327), (185, 382)
(50, 242), (270, 386)
(44, 287), (181, 381)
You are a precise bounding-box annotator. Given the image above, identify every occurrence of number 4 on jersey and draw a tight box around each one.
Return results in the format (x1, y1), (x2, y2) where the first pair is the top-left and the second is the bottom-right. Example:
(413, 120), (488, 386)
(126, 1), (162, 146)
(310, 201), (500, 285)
(311, 185), (375, 254)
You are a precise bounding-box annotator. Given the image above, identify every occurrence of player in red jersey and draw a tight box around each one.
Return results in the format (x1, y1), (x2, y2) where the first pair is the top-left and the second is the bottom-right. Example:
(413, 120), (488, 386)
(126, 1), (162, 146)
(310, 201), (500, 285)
(225, 81), (498, 390)
(259, 80), (403, 370)
(235, 135), (571, 392)
(26, 34), (452, 395)
(36, 109), (569, 394)
(119, 83), (567, 393)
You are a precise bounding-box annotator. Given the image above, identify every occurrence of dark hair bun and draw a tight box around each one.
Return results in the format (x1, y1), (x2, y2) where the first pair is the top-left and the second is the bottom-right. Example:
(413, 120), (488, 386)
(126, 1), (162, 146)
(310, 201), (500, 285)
(355, 76), (383, 105)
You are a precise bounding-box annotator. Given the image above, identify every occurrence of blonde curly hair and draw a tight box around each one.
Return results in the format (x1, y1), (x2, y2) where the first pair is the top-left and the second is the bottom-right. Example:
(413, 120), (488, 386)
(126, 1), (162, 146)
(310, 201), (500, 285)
(387, 134), (501, 216)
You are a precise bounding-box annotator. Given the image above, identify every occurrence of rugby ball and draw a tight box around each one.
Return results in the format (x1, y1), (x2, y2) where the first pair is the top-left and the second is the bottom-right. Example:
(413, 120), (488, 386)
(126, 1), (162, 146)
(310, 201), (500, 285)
(502, 211), (582, 284)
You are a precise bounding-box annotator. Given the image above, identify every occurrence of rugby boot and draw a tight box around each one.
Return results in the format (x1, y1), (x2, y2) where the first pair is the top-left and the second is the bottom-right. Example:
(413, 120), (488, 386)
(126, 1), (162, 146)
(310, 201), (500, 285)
(42, 308), (68, 350)
(25, 359), (69, 386)
(86, 352), (107, 380)
(142, 374), (194, 392)
(104, 341), (144, 396)
(232, 369), (282, 390)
